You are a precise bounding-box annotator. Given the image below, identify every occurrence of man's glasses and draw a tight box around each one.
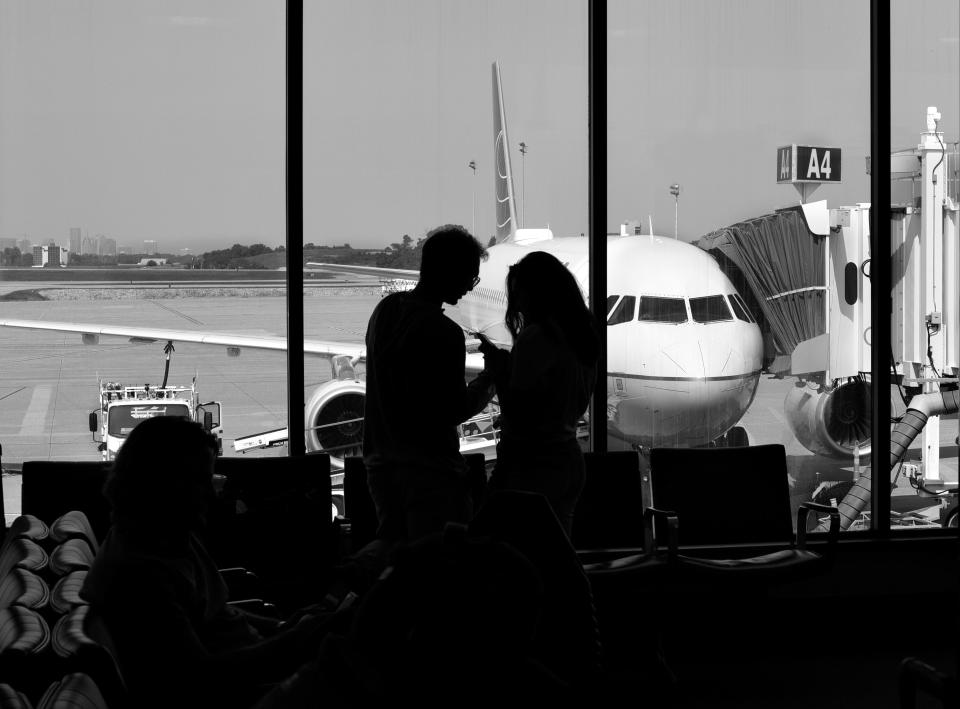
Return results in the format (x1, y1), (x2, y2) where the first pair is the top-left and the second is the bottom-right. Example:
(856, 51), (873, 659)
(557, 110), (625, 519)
(470, 275), (481, 288)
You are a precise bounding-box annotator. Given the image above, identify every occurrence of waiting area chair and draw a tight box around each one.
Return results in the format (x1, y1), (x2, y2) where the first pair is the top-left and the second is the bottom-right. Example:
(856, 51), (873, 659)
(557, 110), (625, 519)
(49, 606), (126, 709)
(899, 657), (957, 709)
(0, 570), (50, 614)
(0, 673), (111, 709)
(206, 454), (336, 612)
(646, 443), (839, 581)
(572, 450), (647, 552)
(340, 454), (489, 552)
(35, 672), (110, 709)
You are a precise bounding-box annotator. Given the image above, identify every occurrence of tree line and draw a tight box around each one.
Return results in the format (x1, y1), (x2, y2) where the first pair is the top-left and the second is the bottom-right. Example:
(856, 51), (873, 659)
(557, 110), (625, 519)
(2, 232), (494, 270)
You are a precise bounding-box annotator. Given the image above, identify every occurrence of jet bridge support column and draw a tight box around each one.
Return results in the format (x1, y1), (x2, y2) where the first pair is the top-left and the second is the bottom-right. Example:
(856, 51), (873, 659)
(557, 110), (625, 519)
(917, 108), (950, 485)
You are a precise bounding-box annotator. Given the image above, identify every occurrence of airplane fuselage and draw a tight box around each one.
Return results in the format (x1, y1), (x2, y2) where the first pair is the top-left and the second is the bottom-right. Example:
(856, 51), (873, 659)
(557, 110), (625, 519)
(450, 234), (764, 448)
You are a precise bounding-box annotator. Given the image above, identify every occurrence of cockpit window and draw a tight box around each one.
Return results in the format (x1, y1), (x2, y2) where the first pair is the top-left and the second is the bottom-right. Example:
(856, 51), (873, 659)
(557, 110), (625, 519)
(690, 295), (733, 323)
(637, 296), (687, 323)
(607, 295), (636, 326)
(606, 295), (620, 318)
(732, 293), (756, 323)
(727, 293), (751, 322)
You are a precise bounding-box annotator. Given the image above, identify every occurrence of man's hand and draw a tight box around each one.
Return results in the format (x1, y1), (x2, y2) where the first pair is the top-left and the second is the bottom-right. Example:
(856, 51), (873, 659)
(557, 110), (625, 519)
(474, 332), (498, 358)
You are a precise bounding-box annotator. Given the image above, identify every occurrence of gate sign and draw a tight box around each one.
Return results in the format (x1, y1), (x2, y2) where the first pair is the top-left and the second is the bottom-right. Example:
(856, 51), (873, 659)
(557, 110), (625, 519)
(777, 144), (842, 183)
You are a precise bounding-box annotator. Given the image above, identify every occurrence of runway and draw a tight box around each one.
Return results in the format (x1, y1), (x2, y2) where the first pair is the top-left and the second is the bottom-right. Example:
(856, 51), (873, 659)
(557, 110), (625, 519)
(2, 286), (956, 529)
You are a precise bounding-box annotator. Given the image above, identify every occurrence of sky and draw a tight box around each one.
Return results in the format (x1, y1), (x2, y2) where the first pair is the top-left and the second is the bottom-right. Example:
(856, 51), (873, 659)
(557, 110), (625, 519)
(0, 0), (957, 253)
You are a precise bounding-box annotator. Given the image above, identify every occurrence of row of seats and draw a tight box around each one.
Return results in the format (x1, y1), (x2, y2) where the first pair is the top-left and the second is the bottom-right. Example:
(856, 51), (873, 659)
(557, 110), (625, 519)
(3, 445), (846, 706)
(0, 672), (109, 709)
(1, 568), (86, 618)
(339, 445), (843, 686)
(12, 455), (337, 615)
(0, 511), (121, 707)
(1, 512), (99, 622)
(343, 446), (840, 565)
(0, 604), (122, 708)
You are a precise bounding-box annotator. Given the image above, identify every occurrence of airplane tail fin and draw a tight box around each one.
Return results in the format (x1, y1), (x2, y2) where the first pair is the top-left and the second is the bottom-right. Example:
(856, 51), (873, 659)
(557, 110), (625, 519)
(492, 61), (519, 243)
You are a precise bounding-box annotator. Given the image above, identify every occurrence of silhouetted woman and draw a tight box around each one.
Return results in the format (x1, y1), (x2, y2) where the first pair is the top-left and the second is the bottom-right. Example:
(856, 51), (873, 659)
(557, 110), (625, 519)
(478, 251), (600, 536)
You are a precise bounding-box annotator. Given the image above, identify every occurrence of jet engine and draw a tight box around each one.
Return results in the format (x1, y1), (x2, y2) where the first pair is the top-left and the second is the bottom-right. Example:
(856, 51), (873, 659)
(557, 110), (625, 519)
(304, 379), (366, 467)
(784, 378), (871, 458)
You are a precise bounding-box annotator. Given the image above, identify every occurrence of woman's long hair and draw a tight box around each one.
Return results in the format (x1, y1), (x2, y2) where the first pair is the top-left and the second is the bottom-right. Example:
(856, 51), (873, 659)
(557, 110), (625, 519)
(504, 251), (600, 365)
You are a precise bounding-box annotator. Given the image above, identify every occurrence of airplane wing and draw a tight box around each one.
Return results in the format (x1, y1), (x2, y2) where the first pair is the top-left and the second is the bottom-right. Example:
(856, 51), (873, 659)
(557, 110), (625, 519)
(306, 262), (420, 281)
(0, 319), (366, 361)
(0, 318), (493, 375)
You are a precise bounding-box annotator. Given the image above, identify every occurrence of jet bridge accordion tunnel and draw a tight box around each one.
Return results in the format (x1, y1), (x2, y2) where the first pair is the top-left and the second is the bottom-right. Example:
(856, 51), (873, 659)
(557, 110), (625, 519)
(696, 206), (873, 459)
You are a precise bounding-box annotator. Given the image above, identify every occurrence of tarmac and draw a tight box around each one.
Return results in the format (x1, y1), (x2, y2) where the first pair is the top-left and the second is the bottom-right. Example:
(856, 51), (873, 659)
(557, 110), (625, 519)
(2, 280), (956, 530)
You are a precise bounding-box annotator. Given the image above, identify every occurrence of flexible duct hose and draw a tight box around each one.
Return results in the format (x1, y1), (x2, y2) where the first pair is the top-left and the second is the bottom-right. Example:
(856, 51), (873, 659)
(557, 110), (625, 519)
(817, 388), (960, 531)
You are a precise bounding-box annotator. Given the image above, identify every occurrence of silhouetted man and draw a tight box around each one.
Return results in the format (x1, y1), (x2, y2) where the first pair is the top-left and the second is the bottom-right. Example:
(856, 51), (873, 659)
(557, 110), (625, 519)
(363, 225), (493, 541)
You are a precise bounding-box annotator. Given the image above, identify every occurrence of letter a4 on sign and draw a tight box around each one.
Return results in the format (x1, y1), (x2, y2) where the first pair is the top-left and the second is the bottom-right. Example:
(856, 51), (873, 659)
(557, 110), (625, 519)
(777, 145), (842, 183)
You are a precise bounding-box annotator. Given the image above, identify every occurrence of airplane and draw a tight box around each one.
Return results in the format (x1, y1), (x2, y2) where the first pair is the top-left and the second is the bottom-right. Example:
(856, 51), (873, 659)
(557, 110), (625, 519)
(0, 61), (765, 468)
(314, 62), (765, 452)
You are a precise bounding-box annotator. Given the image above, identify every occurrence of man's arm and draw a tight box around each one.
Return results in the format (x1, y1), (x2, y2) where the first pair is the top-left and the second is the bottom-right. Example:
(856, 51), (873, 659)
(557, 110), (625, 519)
(432, 319), (494, 423)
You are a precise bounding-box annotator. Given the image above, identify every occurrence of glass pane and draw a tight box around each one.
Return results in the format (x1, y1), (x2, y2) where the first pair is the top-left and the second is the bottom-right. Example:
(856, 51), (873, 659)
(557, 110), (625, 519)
(608, 296), (637, 325)
(0, 4), (286, 523)
(888, 0), (959, 531)
(608, 0), (871, 533)
(302, 2), (588, 480)
(728, 293), (752, 323)
(638, 296), (688, 323)
(689, 295), (733, 324)
(607, 294), (621, 317)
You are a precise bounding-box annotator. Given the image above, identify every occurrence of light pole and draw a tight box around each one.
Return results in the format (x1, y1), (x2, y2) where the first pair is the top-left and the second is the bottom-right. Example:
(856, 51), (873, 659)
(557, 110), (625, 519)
(670, 183), (680, 239)
(468, 160), (477, 235)
(518, 141), (527, 227)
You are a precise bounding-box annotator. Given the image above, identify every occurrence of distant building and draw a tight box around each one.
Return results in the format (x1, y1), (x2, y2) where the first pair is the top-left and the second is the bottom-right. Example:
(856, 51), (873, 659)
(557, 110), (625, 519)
(18, 239), (31, 254)
(118, 245), (132, 255)
(143, 239), (158, 255)
(81, 236), (97, 256)
(69, 227), (81, 254)
(99, 236), (117, 257)
(32, 244), (67, 268)
(0, 238), (17, 250)
(138, 257), (167, 266)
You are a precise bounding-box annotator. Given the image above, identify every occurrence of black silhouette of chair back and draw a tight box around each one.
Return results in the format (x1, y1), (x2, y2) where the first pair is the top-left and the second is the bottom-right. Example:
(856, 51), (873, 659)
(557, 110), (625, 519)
(647, 443), (839, 581)
(342, 454), (487, 550)
(650, 444), (794, 547)
(572, 450), (646, 551)
(209, 454), (334, 611)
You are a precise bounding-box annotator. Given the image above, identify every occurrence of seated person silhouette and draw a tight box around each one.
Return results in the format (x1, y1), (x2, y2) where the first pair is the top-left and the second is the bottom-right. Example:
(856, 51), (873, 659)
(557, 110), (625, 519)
(80, 416), (338, 709)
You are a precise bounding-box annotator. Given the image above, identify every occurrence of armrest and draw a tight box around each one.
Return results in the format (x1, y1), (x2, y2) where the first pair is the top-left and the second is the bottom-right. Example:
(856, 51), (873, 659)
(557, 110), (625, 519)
(899, 657), (957, 709)
(796, 501), (839, 551)
(219, 567), (263, 601)
(228, 598), (281, 619)
(643, 507), (678, 561)
(575, 547), (649, 566)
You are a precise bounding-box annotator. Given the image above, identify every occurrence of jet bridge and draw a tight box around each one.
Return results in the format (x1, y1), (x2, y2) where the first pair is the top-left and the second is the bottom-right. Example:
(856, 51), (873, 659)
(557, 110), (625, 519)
(697, 108), (959, 497)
